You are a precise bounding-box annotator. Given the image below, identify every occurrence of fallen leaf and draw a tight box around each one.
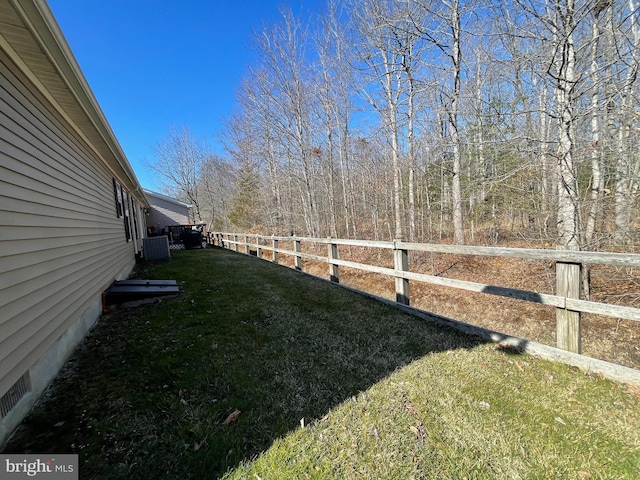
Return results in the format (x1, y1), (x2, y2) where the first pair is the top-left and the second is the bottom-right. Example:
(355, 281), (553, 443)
(555, 416), (566, 425)
(577, 470), (592, 478)
(409, 423), (425, 442)
(223, 409), (241, 425)
(479, 401), (490, 410)
(626, 385), (640, 399)
(515, 361), (524, 372)
(194, 438), (206, 451)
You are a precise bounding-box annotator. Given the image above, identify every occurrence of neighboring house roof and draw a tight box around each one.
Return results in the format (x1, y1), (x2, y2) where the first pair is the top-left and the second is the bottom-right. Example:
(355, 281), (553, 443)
(143, 189), (192, 209)
(0, 0), (148, 208)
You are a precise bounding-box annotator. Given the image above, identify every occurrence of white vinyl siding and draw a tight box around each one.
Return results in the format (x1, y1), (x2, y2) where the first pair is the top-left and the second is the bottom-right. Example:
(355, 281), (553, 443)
(0, 48), (137, 399)
(146, 191), (191, 231)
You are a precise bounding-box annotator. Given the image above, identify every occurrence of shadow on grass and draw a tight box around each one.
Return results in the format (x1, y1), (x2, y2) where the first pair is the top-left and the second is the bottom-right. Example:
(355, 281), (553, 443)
(4, 247), (493, 479)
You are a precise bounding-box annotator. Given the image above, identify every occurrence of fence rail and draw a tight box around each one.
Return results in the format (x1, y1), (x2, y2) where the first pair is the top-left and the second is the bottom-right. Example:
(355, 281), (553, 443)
(209, 232), (640, 355)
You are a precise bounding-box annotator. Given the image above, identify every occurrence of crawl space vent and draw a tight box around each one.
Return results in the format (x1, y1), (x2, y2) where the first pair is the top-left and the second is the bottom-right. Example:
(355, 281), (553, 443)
(1, 371), (31, 418)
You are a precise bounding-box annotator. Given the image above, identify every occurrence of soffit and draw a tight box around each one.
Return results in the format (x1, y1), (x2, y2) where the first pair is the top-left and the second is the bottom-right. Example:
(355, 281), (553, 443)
(0, 0), (149, 207)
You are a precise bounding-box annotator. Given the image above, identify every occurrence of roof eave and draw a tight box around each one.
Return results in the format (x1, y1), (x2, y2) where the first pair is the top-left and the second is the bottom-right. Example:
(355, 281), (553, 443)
(2, 0), (149, 208)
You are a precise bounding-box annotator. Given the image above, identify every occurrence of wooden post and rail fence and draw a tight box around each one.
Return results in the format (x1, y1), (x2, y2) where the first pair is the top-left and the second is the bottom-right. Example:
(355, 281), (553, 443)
(208, 232), (640, 357)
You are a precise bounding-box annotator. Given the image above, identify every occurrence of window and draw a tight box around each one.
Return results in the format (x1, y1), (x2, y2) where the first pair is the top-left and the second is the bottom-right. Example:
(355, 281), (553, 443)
(131, 198), (140, 239)
(122, 189), (131, 241)
(112, 178), (122, 217)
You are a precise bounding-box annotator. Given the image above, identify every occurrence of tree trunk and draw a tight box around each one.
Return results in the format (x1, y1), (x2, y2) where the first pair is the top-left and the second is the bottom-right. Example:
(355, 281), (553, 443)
(553, 0), (580, 249)
(450, 0), (465, 245)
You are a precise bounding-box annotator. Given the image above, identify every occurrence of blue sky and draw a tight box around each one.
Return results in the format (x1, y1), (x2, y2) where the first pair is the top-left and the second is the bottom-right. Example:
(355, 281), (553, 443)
(47, 0), (326, 191)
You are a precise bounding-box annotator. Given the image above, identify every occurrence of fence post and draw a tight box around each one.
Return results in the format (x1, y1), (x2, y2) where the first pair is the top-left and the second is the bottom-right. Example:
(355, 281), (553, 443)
(294, 238), (303, 271)
(328, 238), (339, 283)
(245, 235), (250, 254)
(257, 235), (263, 258)
(393, 239), (410, 305)
(272, 236), (278, 264)
(234, 234), (239, 252)
(556, 246), (582, 353)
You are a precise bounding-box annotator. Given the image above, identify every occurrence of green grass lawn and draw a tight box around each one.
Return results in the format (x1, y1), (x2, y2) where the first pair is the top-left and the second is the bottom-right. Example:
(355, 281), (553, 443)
(4, 248), (640, 479)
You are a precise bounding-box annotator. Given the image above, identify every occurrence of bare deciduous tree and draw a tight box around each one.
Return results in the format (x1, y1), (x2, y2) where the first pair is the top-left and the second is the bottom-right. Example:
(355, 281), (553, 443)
(151, 126), (206, 223)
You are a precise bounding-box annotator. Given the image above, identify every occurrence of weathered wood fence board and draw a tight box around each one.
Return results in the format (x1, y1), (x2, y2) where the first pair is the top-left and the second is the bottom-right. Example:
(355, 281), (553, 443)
(210, 232), (640, 355)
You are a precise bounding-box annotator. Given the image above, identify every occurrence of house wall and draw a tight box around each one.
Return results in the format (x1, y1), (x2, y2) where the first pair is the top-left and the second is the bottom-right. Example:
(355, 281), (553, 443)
(0, 33), (144, 445)
(146, 193), (190, 232)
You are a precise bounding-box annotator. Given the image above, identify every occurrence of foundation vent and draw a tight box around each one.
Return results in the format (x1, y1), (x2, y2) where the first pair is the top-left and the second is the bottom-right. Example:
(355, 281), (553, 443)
(0, 372), (31, 418)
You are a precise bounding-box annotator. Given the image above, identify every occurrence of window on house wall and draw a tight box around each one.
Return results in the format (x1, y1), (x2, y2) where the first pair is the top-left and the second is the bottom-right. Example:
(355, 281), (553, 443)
(122, 189), (131, 241)
(131, 198), (140, 239)
(112, 178), (122, 217)
(118, 184), (126, 224)
(118, 183), (124, 210)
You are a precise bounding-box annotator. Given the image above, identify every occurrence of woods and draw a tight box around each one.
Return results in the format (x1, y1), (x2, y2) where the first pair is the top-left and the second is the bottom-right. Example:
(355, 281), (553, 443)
(154, 0), (640, 249)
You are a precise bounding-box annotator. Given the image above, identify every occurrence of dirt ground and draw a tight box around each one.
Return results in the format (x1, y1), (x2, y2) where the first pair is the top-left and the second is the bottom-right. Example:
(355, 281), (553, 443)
(287, 244), (640, 370)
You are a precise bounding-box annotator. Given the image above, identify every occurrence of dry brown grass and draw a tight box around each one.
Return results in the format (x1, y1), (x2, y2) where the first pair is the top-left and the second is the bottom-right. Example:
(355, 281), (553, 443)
(289, 241), (640, 370)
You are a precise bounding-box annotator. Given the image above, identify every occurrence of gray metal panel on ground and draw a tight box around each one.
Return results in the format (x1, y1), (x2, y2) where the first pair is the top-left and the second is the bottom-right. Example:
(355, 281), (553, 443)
(113, 280), (177, 286)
